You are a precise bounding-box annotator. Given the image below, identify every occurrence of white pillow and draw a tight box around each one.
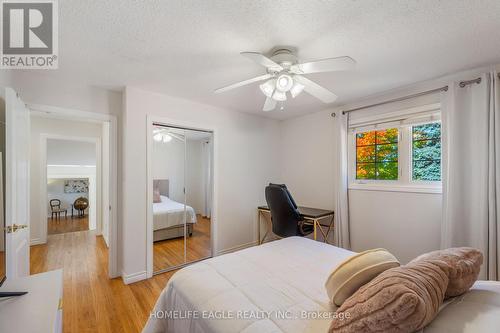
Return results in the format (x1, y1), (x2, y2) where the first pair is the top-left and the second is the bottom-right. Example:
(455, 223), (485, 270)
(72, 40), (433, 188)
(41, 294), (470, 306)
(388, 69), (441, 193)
(325, 248), (400, 306)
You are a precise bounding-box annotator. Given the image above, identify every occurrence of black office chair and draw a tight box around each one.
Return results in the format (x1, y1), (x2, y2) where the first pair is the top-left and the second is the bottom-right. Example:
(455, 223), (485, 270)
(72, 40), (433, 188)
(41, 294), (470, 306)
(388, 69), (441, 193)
(265, 184), (314, 238)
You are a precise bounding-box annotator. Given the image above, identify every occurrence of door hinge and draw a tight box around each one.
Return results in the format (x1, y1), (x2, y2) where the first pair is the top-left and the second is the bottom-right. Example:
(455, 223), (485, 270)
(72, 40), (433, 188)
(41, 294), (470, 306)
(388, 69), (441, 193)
(5, 224), (28, 233)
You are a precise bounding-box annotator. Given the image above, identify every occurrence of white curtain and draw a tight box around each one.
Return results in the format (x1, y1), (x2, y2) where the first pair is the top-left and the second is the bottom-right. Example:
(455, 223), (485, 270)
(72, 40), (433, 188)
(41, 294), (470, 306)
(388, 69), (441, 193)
(334, 112), (351, 249)
(201, 139), (212, 218)
(442, 71), (500, 280)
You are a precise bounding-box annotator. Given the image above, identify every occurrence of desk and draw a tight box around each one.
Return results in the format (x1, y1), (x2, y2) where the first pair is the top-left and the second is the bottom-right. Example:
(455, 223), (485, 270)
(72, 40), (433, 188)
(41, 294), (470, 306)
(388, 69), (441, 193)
(258, 206), (334, 245)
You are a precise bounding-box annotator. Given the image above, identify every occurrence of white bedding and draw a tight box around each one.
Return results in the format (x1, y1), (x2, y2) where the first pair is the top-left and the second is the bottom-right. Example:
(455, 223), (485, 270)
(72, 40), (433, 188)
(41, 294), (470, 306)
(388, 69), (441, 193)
(153, 196), (197, 231)
(421, 280), (500, 333)
(144, 237), (354, 333)
(144, 237), (500, 333)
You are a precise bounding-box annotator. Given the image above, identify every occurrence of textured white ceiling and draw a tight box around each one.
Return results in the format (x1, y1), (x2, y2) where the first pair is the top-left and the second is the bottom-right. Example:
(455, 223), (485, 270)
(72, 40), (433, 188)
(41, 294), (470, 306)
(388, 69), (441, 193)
(11, 0), (500, 120)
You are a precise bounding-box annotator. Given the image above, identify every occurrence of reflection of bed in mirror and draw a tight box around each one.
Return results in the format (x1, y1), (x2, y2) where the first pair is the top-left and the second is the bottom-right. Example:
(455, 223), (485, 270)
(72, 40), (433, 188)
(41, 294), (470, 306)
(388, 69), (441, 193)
(153, 179), (197, 242)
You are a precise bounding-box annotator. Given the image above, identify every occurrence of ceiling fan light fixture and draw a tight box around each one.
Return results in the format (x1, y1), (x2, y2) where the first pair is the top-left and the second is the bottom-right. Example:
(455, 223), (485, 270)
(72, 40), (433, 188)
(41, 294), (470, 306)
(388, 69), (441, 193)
(276, 74), (293, 92)
(259, 79), (276, 98)
(290, 80), (305, 98)
(272, 90), (287, 101)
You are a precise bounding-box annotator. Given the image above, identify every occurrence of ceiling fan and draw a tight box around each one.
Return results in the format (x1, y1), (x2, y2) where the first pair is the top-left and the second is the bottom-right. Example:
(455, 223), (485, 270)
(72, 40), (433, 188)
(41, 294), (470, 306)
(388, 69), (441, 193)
(214, 47), (356, 111)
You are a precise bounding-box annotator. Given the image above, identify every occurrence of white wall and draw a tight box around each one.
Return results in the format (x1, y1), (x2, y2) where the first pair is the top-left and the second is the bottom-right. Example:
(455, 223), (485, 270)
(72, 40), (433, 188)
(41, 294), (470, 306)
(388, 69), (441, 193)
(186, 139), (205, 215)
(30, 116), (103, 245)
(122, 87), (281, 280)
(10, 73), (122, 117)
(349, 191), (441, 263)
(0, 72), (12, 89)
(152, 139), (185, 203)
(47, 139), (97, 166)
(152, 138), (205, 213)
(279, 109), (336, 210)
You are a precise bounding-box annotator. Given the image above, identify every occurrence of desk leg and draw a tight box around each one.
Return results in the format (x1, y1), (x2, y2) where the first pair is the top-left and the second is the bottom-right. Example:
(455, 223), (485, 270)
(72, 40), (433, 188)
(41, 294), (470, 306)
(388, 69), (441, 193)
(313, 220), (317, 241)
(258, 211), (261, 245)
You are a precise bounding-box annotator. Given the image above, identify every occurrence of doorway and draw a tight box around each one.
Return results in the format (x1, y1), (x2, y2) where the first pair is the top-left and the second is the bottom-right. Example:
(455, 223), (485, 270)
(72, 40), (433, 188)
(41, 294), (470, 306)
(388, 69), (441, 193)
(46, 138), (97, 236)
(28, 107), (118, 278)
(147, 121), (215, 276)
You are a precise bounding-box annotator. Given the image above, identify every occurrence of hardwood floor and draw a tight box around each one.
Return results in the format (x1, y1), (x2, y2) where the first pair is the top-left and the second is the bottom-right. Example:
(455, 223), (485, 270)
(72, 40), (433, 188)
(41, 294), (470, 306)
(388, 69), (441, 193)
(153, 215), (211, 271)
(48, 216), (89, 235)
(30, 230), (175, 333)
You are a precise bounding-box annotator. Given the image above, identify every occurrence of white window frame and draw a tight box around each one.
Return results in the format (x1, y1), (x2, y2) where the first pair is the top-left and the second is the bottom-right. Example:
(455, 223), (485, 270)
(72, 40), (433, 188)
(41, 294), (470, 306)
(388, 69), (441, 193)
(348, 104), (442, 194)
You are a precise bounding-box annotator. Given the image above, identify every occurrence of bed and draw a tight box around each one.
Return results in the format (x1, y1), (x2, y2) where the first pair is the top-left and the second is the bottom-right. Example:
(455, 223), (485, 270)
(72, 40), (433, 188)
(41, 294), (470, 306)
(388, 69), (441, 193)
(144, 236), (500, 333)
(153, 179), (197, 242)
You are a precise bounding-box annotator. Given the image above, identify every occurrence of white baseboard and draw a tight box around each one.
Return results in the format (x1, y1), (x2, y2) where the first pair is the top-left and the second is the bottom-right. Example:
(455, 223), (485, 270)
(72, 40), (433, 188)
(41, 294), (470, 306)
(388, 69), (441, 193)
(122, 270), (147, 284)
(217, 241), (258, 256)
(30, 238), (46, 246)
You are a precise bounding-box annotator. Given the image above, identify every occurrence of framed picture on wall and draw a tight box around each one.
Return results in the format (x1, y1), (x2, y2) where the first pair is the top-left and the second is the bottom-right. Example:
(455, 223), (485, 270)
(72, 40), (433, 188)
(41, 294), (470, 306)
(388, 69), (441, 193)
(64, 179), (89, 193)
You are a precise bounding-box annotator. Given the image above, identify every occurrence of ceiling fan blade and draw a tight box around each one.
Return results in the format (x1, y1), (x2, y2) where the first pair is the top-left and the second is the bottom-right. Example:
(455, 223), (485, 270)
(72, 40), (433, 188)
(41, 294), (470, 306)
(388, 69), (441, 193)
(291, 56), (356, 74)
(241, 52), (283, 71)
(215, 74), (271, 94)
(263, 97), (277, 111)
(294, 75), (337, 103)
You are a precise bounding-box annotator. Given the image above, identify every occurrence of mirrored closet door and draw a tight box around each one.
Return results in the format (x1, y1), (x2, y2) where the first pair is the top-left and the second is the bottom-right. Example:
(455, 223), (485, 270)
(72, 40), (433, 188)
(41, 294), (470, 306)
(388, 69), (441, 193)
(151, 124), (213, 274)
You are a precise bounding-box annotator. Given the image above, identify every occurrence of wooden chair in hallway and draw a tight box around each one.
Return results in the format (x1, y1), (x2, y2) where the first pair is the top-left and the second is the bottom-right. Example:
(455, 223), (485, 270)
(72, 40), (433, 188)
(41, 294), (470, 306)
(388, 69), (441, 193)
(49, 199), (68, 219)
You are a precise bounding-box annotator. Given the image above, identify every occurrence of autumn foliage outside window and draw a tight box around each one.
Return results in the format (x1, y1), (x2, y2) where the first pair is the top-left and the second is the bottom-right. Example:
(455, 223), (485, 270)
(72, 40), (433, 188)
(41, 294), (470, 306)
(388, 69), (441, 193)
(356, 128), (398, 180)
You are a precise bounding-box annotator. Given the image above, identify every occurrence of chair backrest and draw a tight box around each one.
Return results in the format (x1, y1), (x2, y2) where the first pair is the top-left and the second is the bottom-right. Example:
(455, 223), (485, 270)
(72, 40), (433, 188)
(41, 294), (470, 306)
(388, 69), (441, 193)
(268, 183), (298, 209)
(265, 184), (302, 238)
(49, 199), (61, 211)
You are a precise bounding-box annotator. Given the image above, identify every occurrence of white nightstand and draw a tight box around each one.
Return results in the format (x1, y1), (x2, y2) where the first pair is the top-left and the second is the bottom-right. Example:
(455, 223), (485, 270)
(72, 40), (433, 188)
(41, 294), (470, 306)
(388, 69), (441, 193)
(0, 269), (63, 333)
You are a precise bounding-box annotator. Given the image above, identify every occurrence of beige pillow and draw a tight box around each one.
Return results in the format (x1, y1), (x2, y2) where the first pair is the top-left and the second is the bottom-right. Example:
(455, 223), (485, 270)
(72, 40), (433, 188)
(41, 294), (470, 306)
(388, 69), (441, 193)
(153, 189), (161, 203)
(329, 247), (483, 333)
(410, 247), (483, 297)
(325, 248), (400, 306)
(329, 259), (448, 333)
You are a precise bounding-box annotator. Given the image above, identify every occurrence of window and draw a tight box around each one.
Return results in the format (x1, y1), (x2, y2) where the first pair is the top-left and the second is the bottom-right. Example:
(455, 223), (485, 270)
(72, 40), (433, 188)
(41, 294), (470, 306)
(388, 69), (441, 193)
(349, 104), (442, 192)
(412, 123), (441, 181)
(356, 129), (398, 180)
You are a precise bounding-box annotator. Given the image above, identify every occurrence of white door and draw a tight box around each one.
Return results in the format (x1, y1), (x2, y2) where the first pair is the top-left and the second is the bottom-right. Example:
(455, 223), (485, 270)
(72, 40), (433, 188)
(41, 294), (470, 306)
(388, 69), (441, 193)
(5, 88), (30, 278)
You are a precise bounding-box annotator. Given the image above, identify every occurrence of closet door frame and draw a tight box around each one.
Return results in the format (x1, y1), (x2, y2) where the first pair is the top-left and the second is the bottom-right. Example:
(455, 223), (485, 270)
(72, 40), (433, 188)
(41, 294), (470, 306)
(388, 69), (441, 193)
(146, 115), (217, 278)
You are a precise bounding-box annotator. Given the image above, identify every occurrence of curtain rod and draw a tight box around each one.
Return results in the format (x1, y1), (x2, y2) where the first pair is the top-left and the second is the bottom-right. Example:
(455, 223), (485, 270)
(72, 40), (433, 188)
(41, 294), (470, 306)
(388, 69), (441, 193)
(341, 77), (487, 115)
(342, 86), (448, 115)
(459, 77), (481, 87)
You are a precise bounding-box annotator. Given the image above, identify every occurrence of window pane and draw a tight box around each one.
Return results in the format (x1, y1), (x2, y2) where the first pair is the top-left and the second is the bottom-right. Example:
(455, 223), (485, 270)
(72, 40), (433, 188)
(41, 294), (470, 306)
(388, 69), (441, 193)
(357, 163), (375, 179)
(376, 143), (398, 161)
(412, 122), (441, 182)
(376, 128), (398, 144)
(357, 146), (375, 162)
(413, 161), (441, 181)
(356, 128), (399, 180)
(377, 162), (398, 180)
(413, 123), (441, 140)
(356, 131), (375, 146)
(413, 139), (441, 161)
